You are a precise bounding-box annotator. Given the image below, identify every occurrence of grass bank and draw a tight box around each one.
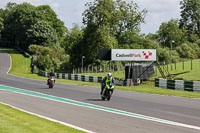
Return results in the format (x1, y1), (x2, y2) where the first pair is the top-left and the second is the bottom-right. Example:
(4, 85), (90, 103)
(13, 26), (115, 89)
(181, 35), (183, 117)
(154, 59), (200, 81)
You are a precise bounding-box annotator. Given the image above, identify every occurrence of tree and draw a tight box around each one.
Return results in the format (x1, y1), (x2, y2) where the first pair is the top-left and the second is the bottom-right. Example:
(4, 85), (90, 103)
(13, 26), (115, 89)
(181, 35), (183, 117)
(63, 24), (83, 53)
(2, 2), (43, 49)
(26, 20), (58, 48)
(180, 0), (200, 38)
(176, 43), (199, 59)
(28, 45), (69, 71)
(112, 0), (147, 40)
(79, 0), (146, 67)
(36, 5), (67, 42)
(156, 47), (171, 62)
(157, 19), (185, 48)
(82, 0), (118, 65)
(2, 2), (66, 50)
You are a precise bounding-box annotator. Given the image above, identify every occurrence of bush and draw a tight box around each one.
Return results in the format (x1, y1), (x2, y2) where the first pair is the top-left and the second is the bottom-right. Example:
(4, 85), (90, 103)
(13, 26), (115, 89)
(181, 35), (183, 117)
(157, 47), (171, 63)
(176, 43), (198, 59)
(28, 45), (69, 72)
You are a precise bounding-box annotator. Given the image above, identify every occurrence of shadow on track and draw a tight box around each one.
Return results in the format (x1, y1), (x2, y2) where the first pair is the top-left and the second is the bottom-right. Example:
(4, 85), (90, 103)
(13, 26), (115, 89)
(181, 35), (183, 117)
(86, 99), (103, 101)
(38, 87), (53, 89)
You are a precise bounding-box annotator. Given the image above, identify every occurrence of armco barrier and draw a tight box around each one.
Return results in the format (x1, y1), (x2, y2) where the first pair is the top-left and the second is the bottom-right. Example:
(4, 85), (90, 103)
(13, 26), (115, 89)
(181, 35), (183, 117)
(38, 70), (132, 86)
(155, 78), (200, 92)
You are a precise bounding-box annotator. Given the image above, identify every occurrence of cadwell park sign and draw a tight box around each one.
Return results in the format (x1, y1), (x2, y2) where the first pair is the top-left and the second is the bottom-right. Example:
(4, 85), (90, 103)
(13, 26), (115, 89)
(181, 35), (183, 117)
(111, 49), (156, 61)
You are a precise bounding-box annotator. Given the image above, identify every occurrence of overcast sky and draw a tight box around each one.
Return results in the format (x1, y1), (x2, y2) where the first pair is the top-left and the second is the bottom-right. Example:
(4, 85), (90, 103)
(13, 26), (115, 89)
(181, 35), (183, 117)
(0, 0), (182, 34)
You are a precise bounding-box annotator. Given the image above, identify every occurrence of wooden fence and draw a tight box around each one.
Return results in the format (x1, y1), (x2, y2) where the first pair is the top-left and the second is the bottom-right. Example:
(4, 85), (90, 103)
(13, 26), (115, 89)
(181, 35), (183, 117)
(73, 59), (200, 75)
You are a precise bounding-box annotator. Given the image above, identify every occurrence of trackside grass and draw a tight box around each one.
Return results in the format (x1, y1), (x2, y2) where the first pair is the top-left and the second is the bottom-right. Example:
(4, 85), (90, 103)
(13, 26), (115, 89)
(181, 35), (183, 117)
(0, 103), (86, 133)
(153, 59), (200, 81)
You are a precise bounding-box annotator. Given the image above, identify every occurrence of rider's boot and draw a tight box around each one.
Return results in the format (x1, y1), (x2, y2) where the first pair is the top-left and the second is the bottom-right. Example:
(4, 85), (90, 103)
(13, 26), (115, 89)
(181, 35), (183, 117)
(100, 87), (104, 95)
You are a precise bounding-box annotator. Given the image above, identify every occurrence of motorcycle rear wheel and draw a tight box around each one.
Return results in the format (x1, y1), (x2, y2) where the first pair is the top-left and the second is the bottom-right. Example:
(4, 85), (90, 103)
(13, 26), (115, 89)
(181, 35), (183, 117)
(49, 84), (53, 88)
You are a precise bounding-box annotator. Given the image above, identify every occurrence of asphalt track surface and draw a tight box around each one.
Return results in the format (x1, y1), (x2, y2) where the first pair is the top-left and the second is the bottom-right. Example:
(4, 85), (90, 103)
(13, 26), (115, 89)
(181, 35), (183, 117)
(0, 50), (200, 133)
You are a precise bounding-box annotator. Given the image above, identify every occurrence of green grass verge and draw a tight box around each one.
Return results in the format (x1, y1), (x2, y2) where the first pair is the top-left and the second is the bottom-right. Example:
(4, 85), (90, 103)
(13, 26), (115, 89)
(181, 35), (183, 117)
(0, 103), (85, 133)
(154, 59), (200, 81)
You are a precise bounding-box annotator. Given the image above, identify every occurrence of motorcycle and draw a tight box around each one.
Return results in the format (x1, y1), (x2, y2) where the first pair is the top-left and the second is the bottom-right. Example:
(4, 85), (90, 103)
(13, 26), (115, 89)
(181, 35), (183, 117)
(101, 81), (115, 101)
(48, 76), (55, 88)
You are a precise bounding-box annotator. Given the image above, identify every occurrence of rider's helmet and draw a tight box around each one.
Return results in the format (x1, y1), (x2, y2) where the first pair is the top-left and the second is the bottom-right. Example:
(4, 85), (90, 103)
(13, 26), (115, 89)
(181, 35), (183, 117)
(107, 72), (112, 80)
(50, 71), (55, 76)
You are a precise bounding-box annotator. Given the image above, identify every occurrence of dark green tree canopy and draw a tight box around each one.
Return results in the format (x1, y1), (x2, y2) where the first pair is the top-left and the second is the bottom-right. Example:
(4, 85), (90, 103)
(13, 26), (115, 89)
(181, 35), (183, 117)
(37, 5), (67, 40)
(26, 20), (58, 48)
(83, 0), (147, 36)
(2, 3), (40, 47)
(76, 0), (147, 67)
(180, 0), (200, 37)
(157, 19), (186, 48)
(2, 2), (66, 50)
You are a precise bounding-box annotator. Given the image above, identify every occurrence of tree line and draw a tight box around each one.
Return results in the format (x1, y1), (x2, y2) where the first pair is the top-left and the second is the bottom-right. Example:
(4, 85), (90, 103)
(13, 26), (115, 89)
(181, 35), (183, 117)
(0, 0), (200, 72)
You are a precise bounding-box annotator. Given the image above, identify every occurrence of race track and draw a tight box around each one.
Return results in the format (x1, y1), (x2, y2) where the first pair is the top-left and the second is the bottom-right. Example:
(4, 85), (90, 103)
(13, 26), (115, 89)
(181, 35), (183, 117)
(0, 50), (200, 133)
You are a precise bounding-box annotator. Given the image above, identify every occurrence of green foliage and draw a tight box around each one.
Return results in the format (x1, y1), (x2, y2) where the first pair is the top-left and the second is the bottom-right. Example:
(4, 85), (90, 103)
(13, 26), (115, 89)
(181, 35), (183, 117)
(157, 19), (186, 48)
(26, 20), (58, 48)
(1, 2), (66, 50)
(180, 0), (200, 37)
(119, 31), (160, 49)
(75, 0), (147, 67)
(111, 0), (147, 37)
(36, 5), (67, 41)
(171, 50), (181, 62)
(1, 1), (200, 71)
(156, 47), (171, 62)
(195, 39), (200, 47)
(176, 43), (199, 59)
(2, 2), (43, 49)
(190, 43), (200, 58)
(63, 24), (83, 53)
(28, 45), (69, 71)
(146, 33), (159, 41)
(187, 33), (199, 42)
(84, 25), (118, 65)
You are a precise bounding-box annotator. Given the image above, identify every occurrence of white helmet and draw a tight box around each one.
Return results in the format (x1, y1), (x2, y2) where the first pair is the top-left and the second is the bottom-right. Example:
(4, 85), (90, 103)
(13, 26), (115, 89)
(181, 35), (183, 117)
(107, 73), (112, 78)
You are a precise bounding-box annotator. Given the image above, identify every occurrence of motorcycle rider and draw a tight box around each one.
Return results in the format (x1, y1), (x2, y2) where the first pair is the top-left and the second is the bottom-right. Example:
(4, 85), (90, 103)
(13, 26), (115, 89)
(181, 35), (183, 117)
(100, 72), (115, 95)
(47, 71), (56, 85)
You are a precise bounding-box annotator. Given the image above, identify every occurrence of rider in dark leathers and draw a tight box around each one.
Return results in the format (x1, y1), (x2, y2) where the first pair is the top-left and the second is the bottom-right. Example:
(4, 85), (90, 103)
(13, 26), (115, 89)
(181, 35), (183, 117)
(47, 72), (56, 85)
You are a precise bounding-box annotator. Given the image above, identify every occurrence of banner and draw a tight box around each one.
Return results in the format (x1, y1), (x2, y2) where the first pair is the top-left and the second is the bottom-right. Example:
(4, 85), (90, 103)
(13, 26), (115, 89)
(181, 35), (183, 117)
(111, 49), (156, 61)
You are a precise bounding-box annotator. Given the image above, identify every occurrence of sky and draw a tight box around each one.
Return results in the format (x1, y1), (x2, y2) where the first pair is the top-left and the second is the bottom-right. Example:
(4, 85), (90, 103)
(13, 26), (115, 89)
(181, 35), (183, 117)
(0, 0), (182, 34)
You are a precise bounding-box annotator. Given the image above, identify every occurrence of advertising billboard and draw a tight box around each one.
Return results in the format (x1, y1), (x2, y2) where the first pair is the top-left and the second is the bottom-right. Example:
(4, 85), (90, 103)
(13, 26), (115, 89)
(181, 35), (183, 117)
(111, 49), (156, 61)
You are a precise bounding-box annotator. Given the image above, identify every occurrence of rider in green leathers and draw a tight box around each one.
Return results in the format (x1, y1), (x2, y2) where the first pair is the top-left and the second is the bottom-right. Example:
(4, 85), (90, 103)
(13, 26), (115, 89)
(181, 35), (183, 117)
(100, 73), (115, 94)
